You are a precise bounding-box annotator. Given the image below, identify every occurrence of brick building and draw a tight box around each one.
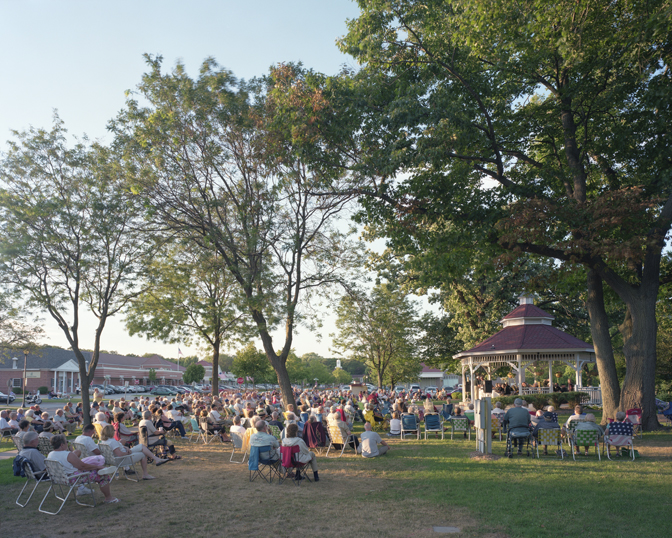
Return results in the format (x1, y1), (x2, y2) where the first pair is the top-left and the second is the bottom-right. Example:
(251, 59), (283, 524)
(0, 347), (185, 394)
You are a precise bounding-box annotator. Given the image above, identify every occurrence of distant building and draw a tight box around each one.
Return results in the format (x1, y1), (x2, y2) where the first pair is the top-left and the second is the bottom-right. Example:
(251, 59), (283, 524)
(417, 363), (458, 389)
(0, 347), (185, 394)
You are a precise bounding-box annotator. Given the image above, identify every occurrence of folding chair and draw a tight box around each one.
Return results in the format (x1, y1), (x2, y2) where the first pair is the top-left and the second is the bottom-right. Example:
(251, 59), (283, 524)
(1, 428), (13, 444)
(424, 413), (444, 440)
(37, 437), (52, 457)
(98, 442), (139, 482)
(491, 416), (503, 442)
(39, 460), (96, 515)
(229, 431), (247, 463)
(400, 414), (420, 440)
(12, 435), (24, 452)
(535, 428), (563, 459)
(571, 429), (601, 461)
(604, 422), (635, 461)
(626, 409), (643, 440)
(450, 417), (471, 440)
(279, 445), (311, 486)
(325, 424), (357, 458)
(269, 425), (283, 443)
(16, 460), (49, 508)
(73, 442), (91, 459)
(139, 426), (167, 460)
(189, 418), (205, 443)
(302, 421), (328, 454)
(199, 418), (221, 444)
(661, 403), (672, 426)
(248, 445), (280, 483)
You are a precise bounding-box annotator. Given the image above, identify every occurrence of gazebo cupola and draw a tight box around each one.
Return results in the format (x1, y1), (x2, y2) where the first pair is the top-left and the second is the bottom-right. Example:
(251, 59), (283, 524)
(453, 294), (596, 402)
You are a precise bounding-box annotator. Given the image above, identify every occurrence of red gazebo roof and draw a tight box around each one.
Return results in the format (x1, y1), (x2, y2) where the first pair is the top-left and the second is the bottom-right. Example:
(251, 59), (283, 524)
(454, 298), (593, 357)
(461, 324), (591, 354)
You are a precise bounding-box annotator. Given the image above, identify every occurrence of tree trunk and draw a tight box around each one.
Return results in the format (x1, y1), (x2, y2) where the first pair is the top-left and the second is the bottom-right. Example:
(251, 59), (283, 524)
(211, 337), (220, 396)
(585, 269), (621, 425)
(619, 297), (660, 430)
(78, 361), (92, 427)
(273, 361), (295, 408)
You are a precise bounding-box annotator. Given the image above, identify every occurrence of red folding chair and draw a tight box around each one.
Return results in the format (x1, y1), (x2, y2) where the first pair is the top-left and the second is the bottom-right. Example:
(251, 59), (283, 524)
(625, 409), (643, 439)
(279, 445), (311, 486)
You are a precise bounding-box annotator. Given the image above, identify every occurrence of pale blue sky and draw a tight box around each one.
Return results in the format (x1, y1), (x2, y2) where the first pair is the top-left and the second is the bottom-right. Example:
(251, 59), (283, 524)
(0, 0), (379, 361)
(0, 0), (360, 142)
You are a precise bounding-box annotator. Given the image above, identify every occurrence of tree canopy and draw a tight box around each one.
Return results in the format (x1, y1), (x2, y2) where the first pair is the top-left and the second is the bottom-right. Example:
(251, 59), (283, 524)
(332, 283), (420, 387)
(337, 0), (672, 427)
(111, 57), (362, 407)
(0, 119), (154, 424)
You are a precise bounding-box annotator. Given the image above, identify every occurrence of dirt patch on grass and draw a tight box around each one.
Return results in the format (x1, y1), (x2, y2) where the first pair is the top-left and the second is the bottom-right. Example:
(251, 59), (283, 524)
(468, 451), (501, 461)
(0, 440), (491, 538)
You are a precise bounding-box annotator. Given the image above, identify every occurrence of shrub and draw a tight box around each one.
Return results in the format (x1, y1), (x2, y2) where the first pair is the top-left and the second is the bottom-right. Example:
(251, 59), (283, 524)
(37, 386), (48, 394)
(451, 392), (462, 401)
(493, 391), (589, 409)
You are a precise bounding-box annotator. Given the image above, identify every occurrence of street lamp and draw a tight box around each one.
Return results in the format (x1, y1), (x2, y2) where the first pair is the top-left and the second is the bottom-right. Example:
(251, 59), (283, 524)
(22, 349), (28, 407)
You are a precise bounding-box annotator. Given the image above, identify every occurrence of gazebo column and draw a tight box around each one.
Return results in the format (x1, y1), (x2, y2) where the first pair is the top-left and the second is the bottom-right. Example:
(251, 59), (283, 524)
(469, 357), (475, 402)
(517, 354), (522, 395)
(548, 359), (553, 393)
(576, 355), (583, 388)
(461, 361), (466, 404)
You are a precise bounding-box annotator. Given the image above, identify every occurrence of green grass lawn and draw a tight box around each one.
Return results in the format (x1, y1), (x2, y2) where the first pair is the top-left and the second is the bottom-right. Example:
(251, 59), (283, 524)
(346, 420), (672, 537)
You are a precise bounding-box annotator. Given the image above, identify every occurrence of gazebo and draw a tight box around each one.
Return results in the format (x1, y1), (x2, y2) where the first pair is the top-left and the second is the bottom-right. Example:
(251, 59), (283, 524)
(453, 295), (596, 403)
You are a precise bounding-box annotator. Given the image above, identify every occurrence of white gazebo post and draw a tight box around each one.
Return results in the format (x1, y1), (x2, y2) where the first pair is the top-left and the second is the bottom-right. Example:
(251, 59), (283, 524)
(53, 370), (57, 393)
(548, 359), (553, 392)
(517, 354), (523, 395)
(469, 357), (475, 402)
(576, 354), (581, 388)
(70, 371), (74, 393)
(461, 362), (466, 403)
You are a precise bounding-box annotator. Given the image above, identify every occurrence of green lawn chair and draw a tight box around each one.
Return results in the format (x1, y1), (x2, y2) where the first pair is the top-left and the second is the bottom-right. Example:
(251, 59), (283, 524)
(572, 428), (601, 461)
(450, 417), (470, 440)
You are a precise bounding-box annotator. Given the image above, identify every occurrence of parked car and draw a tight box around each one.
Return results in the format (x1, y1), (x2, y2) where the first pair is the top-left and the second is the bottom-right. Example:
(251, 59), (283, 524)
(425, 386), (438, 394)
(409, 384), (421, 393)
(0, 391), (16, 404)
(394, 386), (406, 392)
(150, 387), (175, 396)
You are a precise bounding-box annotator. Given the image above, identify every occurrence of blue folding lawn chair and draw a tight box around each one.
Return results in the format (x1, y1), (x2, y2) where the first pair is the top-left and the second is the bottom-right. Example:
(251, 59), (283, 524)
(400, 413), (420, 440)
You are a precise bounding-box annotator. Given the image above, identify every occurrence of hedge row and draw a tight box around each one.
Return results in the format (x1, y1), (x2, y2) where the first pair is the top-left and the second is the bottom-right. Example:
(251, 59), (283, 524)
(492, 391), (590, 409)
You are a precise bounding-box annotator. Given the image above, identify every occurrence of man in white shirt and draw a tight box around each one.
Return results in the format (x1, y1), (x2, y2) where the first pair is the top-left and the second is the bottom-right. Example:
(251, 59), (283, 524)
(73, 424), (102, 495)
(229, 416), (246, 436)
(360, 423), (390, 458)
(74, 424), (102, 457)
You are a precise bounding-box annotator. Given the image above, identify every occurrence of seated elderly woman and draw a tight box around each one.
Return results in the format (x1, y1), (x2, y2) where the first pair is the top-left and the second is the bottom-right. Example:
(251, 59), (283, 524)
(574, 413), (604, 456)
(329, 409), (360, 453)
(113, 412), (138, 445)
(99, 424), (167, 479)
(46, 434), (119, 504)
(282, 423), (319, 482)
(38, 421), (56, 439)
(138, 411), (180, 459)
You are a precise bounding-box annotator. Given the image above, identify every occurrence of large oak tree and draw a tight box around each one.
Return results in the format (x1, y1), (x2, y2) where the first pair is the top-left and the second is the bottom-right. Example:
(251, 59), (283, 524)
(339, 0), (672, 428)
